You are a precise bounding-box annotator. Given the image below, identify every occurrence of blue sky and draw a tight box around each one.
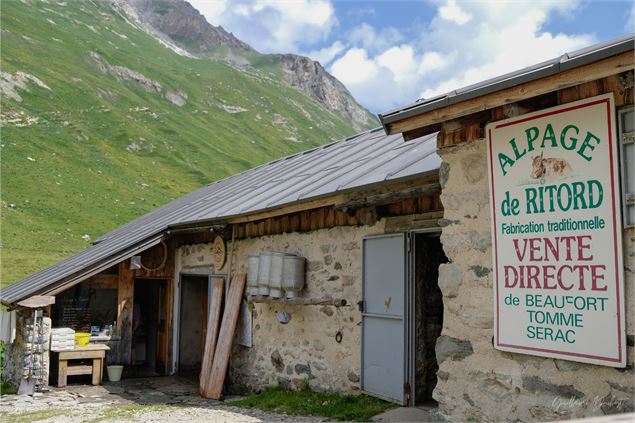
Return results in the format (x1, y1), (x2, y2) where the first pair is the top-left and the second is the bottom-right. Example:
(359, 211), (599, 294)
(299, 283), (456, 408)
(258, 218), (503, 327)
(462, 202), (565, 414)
(189, 0), (635, 114)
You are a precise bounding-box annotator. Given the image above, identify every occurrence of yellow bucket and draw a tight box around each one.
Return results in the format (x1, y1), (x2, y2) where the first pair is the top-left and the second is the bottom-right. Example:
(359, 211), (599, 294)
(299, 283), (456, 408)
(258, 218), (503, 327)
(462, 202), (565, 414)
(75, 332), (91, 347)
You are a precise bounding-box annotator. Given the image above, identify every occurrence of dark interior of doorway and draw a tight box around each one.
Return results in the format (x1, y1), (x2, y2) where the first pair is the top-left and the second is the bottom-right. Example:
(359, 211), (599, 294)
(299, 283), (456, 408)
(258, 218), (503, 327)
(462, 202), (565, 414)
(414, 233), (447, 405)
(178, 275), (208, 376)
(129, 278), (161, 377)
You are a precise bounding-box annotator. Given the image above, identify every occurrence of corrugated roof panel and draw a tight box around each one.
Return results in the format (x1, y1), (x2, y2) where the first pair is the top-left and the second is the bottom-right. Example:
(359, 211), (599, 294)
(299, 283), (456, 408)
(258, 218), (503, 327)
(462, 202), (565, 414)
(389, 155), (442, 181)
(1, 127), (439, 305)
(335, 133), (437, 190)
(296, 133), (405, 199)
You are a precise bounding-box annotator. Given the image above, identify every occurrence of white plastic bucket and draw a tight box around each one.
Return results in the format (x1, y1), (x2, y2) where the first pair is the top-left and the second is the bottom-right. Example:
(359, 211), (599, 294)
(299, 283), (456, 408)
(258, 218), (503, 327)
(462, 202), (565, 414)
(268, 253), (287, 298)
(282, 255), (305, 298)
(257, 253), (273, 295)
(107, 365), (124, 382)
(247, 255), (260, 295)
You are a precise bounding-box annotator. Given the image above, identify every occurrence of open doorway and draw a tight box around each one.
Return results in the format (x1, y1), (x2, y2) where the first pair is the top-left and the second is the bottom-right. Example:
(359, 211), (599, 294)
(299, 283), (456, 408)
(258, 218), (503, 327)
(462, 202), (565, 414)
(412, 233), (447, 405)
(178, 275), (209, 376)
(130, 278), (168, 377)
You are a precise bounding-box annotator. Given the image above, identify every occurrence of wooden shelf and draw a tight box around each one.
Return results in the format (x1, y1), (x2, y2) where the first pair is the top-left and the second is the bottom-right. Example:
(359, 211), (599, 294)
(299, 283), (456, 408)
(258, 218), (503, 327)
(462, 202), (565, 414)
(247, 295), (347, 307)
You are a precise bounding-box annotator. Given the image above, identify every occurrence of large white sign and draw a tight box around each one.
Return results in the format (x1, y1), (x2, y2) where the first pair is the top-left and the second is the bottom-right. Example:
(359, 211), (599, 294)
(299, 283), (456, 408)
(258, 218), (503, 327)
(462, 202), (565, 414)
(486, 94), (625, 367)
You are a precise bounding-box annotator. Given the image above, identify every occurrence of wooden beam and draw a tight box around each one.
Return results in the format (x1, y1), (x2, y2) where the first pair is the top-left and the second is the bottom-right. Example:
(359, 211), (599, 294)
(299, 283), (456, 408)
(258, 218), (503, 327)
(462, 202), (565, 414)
(116, 260), (134, 365)
(387, 51), (634, 135)
(334, 183), (441, 211)
(83, 274), (118, 290)
(384, 211), (444, 233)
(247, 296), (347, 307)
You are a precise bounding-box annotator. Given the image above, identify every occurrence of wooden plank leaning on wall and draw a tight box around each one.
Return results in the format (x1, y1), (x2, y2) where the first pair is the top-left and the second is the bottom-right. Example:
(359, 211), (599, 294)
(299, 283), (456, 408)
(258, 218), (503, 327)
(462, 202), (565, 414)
(116, 260), (134, 365)
(207, 274), (247, 400)
(200, 277), (225, 398)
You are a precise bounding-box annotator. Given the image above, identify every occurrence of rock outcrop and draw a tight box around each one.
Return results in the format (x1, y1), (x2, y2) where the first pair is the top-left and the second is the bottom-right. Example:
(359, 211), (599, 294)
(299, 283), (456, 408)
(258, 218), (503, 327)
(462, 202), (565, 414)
(277, 54), (377, 132)
(118, 0), (255, 55)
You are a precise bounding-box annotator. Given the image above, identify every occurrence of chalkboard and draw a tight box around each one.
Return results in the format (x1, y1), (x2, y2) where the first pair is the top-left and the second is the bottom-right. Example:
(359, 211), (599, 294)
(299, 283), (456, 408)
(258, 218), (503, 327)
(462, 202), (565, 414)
(57, 292), (91, 332)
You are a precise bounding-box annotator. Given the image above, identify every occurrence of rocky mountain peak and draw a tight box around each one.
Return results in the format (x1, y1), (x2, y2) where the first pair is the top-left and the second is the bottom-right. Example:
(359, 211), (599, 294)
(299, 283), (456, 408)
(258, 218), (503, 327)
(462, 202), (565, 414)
(115, 0), (377, 131)
(117, 0), (256, 56)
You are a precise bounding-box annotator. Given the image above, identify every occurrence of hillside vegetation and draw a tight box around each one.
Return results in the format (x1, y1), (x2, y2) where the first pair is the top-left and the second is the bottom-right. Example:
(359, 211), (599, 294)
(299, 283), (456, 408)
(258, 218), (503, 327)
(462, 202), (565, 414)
(0, 0), (373, 285)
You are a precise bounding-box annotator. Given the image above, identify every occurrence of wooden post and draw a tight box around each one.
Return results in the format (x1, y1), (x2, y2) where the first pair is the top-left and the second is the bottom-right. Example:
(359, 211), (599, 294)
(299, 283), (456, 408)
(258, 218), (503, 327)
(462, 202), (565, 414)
(58, 359), (68, 387)
(200, 278), (225, 398)
(117, 260), (134, 365)
(207, 274), (247, 400)
(91, 358), (101, 385)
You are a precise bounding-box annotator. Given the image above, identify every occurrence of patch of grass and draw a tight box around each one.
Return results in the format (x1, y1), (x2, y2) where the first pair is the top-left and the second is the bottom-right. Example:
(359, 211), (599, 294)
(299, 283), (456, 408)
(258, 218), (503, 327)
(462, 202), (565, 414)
(227, 385), (396, 422)
(0, 409), (68, 423)
(0, 381), (17, 396)
(0, 342), (16, 395)
(0, 377), (17, 396)
(89, 404), (169, 423)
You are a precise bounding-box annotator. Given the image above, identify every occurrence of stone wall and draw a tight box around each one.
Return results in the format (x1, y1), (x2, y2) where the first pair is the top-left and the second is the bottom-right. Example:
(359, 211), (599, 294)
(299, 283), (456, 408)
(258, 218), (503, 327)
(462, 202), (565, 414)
(177, 221), (386, 393)
(435, 138), (634, 421)
(4, 309), (51, 389)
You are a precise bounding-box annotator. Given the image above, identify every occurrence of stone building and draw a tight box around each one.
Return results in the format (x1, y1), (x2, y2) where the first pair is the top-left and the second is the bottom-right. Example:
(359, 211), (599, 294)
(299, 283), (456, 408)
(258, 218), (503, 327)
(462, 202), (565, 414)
(378, 34), (634, 420)
(2, 34), (633, 422)
(2, 126), (446, 406)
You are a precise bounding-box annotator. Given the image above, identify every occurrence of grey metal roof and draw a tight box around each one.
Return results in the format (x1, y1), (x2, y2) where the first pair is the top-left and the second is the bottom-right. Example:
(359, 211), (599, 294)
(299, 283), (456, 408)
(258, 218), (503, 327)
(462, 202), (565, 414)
(1, 128), (439, 305)
(379, 33), (635, 130)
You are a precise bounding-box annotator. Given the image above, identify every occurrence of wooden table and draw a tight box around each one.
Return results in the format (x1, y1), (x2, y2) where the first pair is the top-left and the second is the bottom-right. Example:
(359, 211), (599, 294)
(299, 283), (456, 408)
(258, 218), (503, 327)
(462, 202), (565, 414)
(52, 344), (110, 387)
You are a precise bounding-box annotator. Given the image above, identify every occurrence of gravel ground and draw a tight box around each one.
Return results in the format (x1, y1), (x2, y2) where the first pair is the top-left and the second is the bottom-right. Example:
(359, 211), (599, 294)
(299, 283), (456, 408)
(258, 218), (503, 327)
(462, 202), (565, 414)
(1, 402), (330, 422)
(0, 377), (334, 422)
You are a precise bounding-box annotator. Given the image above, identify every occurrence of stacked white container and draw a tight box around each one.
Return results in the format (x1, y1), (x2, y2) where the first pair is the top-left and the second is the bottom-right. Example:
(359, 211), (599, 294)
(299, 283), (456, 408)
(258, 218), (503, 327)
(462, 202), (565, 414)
(50, 327), (75, 351)
(248, 252), (306, 298)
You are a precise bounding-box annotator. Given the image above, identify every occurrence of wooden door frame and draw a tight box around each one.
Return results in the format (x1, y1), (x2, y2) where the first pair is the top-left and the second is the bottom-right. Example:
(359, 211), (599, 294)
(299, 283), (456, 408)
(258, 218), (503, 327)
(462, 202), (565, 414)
(133, 277), (171, 375)
(176, 275), (209, 372)
(173, 273), (225, 374)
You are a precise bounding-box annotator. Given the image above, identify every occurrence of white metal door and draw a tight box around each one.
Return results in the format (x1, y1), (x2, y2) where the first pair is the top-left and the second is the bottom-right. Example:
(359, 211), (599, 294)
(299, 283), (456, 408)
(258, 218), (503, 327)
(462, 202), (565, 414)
(361, 234), (407, 404)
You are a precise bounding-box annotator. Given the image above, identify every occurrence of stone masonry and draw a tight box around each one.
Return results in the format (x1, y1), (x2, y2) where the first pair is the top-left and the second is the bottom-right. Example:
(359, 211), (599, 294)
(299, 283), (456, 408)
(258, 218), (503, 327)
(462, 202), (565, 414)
(4, 309), (51, 389)
(177, 221), (386, 393)
(435, 138), (634, 421)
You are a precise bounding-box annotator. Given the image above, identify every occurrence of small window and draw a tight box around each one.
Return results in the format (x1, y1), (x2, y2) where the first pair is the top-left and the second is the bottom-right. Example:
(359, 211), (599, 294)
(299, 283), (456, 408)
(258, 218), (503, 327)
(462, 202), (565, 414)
(618, 107), (634, 226)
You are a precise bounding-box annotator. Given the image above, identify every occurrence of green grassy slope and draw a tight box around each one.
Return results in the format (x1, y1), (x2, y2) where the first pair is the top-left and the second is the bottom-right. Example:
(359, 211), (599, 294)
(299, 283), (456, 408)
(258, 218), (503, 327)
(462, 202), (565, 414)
(0, 0), (369, 285)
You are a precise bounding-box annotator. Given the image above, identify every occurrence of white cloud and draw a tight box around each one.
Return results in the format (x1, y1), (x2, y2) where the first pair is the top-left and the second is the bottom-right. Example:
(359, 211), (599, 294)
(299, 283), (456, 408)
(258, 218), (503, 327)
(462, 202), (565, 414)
(189, 0), (337, 53)
(418, 51), (454, 74)
(189, 0), (228, 24)
(419, 1), (594, 99)
(376, 45), (417, 82)
(346, 6), (376, 19)
(438, 0), (472, 25)
(306, 41), (346, 66)
(348, 23), (404, 53)
(627, 1), (635, 32)
(330, 48), (378, 85)
(329, 0), (596, 113)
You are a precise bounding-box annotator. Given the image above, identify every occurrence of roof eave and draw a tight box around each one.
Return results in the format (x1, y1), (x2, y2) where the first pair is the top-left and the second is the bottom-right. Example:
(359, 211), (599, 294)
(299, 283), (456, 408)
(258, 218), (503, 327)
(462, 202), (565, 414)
(378, 33), (635, 134)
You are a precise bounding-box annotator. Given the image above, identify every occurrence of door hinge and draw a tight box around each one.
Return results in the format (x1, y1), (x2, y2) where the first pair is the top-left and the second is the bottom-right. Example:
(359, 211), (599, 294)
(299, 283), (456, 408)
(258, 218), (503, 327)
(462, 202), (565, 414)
(357, 300), (364, 312)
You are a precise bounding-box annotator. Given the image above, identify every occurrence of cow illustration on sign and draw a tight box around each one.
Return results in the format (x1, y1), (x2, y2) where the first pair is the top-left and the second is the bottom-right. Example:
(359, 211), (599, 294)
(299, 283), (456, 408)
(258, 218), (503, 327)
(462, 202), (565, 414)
(530, 152), (573, 180)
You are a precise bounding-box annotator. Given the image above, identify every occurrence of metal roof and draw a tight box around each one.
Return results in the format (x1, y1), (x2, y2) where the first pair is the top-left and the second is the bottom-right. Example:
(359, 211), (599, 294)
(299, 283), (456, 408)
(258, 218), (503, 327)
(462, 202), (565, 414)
(1, 128), (440, 305)
(379, 33), (635, 130)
